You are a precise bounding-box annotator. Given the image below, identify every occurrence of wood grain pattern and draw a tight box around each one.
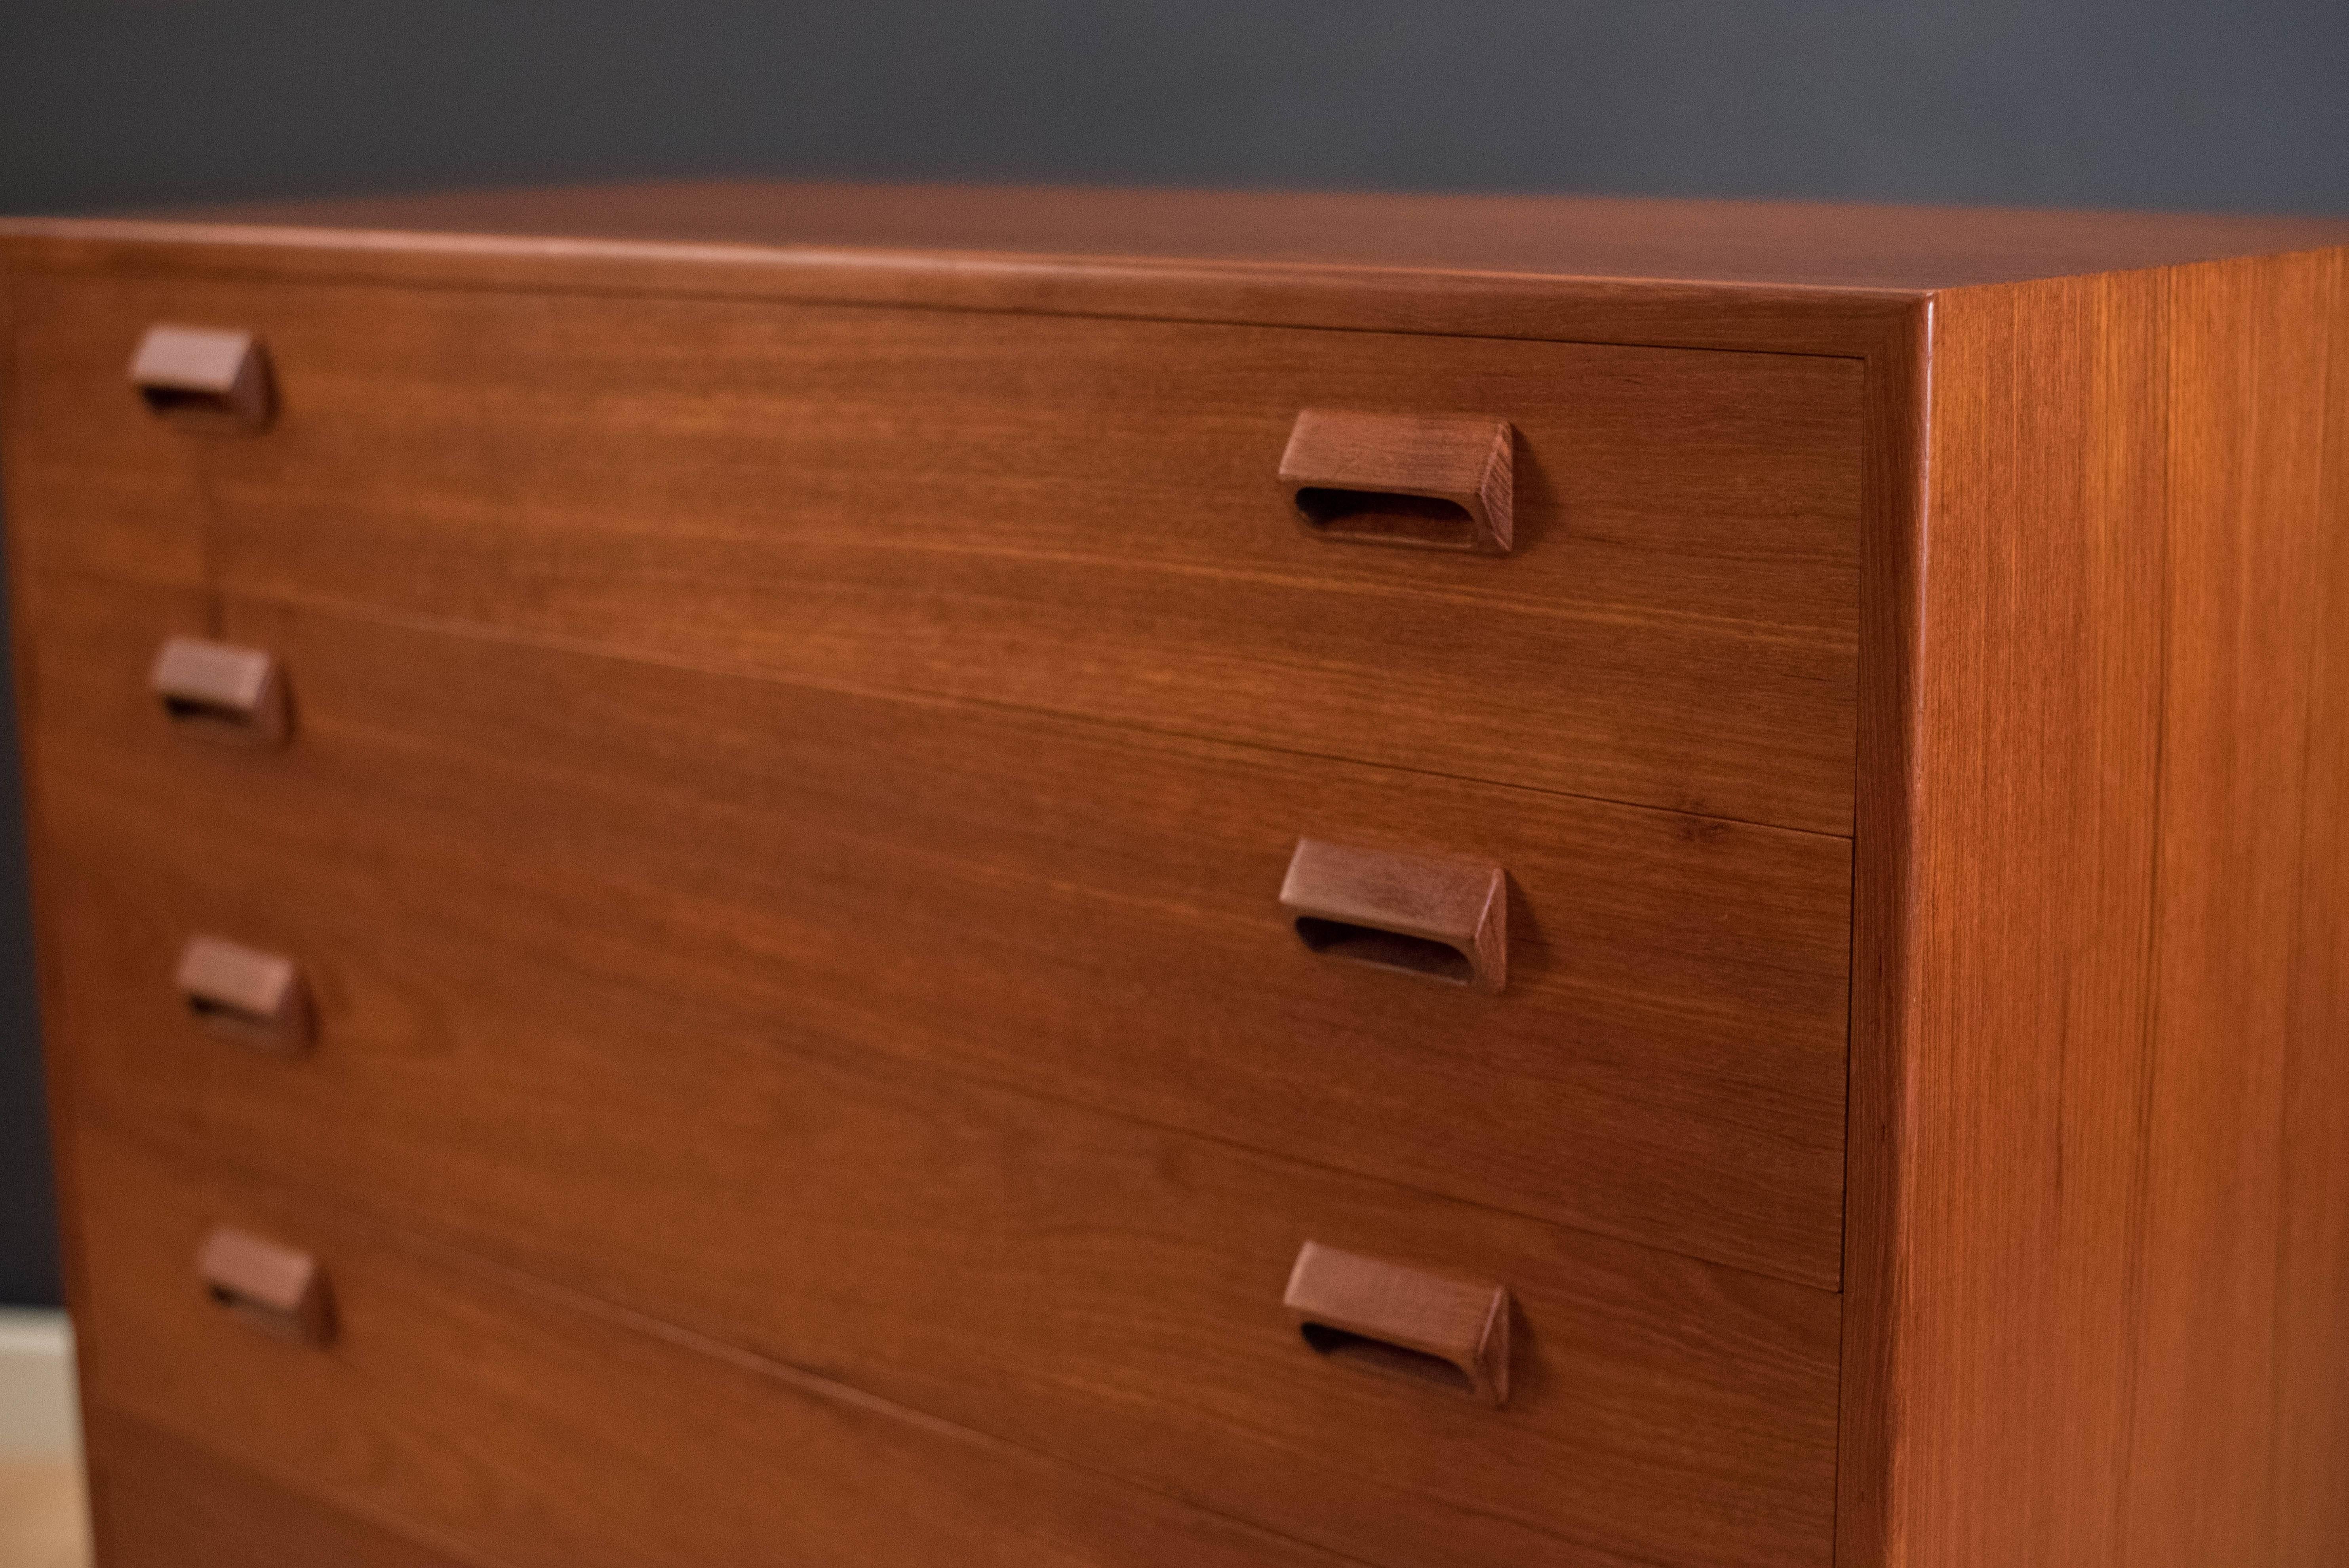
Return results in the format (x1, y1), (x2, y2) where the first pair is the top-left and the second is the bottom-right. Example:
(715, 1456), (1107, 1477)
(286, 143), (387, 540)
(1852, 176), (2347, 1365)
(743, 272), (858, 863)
(10, 187), (2347, 1568)
(1841, 248), (2349, 1567)
(26, 574), (1852, 1286)
(0, 218), (1931, 362)
(4, 269), (1863, 835)
(2272, 249), (2349, 1567)
(86, 1407), (474, 1568)
(1841, 270), (2170, 1568)
(69, 1125), (1377, 1568)
(18, 181), (2349, 289)
(60, 915), (1839, 1568)
(2119, 249), (2342, 1566)
(30, 618), (1843, 1568)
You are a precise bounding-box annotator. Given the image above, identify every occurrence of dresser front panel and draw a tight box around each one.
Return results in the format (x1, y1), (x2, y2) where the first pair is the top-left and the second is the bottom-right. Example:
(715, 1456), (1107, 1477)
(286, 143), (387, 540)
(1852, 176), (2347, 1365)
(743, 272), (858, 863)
(6, 270), (1865, 835)
(68, 1128), (1376, 1568)
(30, 575), (1852, 1286)
(38, 599), (1842, 1568)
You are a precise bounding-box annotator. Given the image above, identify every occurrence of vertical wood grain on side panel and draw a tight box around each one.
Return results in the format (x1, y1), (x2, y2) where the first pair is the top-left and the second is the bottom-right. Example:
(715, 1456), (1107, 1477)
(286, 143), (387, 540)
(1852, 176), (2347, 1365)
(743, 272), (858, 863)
(2043, 267), (2173, 1568)
(2272, 261), (2349, 1564)
(2122, 251), (2341, 1566)
(1855, 249), (2349, 1567)
(1850, 271), (2171, 1566)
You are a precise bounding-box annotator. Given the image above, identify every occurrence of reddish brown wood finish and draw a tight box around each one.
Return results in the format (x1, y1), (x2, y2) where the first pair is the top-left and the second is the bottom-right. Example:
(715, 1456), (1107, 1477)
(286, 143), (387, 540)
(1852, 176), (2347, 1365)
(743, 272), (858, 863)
(1841, 250), (2349, 1567)
(71, 1127), (1375, 1568)
(18, 180), (2349, 289)
(4, 185), (2346, 1568)
(50, 844), (1842, 1567)
(2275, 259), (2349, 1566)
(0, 268), (1865, 835)
(28, 575), (1854, 1288)
(86, 1408), (474, 1568)
(27, 590), (1846, 1568)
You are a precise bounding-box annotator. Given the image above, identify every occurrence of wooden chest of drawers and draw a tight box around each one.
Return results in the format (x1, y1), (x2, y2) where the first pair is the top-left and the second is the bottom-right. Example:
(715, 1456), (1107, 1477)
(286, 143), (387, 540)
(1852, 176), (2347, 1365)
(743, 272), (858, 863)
(3, 184), (2345, 1568)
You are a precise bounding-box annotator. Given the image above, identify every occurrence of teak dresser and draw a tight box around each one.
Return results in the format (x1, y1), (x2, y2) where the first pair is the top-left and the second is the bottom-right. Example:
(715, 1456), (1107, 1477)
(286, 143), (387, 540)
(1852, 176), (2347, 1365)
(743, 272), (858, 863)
(3, 185), (2346, 1568)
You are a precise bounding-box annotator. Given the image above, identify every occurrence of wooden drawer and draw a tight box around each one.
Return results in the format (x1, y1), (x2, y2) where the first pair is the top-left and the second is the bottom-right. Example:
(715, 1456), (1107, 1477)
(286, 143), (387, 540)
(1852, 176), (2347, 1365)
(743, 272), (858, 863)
(67, 1127), (1369, 1568)
(62, 1005), (1837, 1568)
(85, 1408), (468, 1568)
(4, 270), (1863, 835)
(28, 574), (1851, 1284)
(35, 588), (1843, 1567)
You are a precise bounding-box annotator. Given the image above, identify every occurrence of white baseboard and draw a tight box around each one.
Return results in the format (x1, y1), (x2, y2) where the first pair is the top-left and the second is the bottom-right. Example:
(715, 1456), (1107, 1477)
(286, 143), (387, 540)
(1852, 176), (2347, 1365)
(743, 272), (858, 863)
(0, 1309), (81, 1460)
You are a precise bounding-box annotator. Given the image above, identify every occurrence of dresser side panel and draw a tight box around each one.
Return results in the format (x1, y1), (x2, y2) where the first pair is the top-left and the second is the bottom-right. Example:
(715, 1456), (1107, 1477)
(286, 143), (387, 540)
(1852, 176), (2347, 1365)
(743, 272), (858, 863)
(1855, 270), (2172, 1566)
(2117, 247), (2343, 1566)
(1862, 250), (2349, 1566)
(2269, 251), (2349, 1568)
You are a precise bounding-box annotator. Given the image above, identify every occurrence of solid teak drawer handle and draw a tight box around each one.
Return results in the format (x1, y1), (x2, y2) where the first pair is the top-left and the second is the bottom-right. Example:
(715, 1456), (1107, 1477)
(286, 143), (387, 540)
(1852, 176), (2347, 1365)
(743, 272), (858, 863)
(128, 325), (274, 431)
(1279, 409), (1515, 554)
(175, 936), (312, 1053)
(150, 636), (291, 746)
(1279, 838), (1506, 991)
(1284, 1241), (1510, 1406)
(196, 1227), (334, 1345)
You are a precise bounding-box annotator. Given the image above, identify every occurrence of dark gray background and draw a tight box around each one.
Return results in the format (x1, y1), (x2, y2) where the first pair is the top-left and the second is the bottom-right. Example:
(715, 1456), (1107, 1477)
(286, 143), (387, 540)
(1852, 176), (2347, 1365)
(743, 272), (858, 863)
(4, 1), (2347, 1306)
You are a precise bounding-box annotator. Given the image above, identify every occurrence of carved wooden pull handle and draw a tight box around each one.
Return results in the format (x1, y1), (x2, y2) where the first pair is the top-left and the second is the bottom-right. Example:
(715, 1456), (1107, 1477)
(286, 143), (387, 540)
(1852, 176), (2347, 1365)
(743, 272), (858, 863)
(1284, 1241), (1510, 1406)
(197, 1227), (333, 1345)
(1279, 838), (1506, 992)
(150, 637), (290, 746)
(129, 325), (274, 431)
(1278, 409), (1514, 554)
(176, 936), (312, 1054)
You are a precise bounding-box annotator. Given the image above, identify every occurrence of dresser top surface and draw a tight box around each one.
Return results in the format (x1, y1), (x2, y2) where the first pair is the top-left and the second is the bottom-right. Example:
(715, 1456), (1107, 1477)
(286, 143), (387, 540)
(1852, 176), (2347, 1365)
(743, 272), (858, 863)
(7, 181), (2348, 293)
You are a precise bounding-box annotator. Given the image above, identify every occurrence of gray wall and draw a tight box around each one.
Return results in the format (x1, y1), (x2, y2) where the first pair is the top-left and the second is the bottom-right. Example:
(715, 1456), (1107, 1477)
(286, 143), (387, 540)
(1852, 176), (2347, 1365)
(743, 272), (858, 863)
(3, 2), (2346, 1306)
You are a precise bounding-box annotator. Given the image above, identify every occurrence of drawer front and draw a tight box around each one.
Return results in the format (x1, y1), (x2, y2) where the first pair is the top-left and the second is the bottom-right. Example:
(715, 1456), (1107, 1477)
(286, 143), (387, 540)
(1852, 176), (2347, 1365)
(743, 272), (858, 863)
(62, 1006), (1838, 1568)
(67, 1127), (1368, 1568)
(36, 599), (1843, 1568)
(30, 576), (1851, 1284)
(5, 270), (1864, 835)
(86, 1408), (467, 1568)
